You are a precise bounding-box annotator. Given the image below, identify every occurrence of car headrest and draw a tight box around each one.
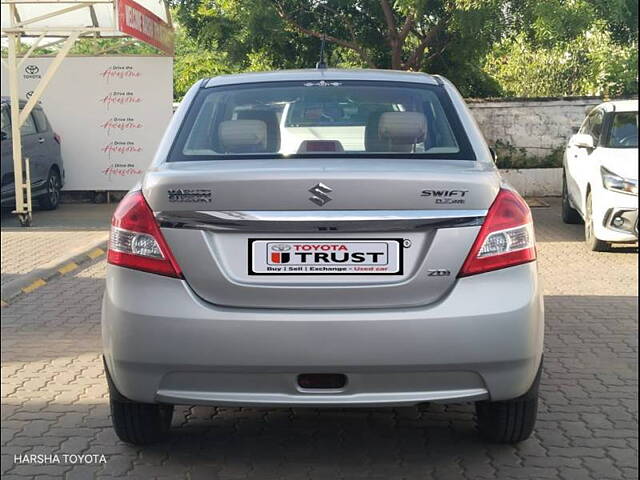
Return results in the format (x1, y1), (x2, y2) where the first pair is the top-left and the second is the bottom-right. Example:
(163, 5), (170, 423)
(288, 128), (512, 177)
(218, 120), (267, 153)
(364, 111), (386, 152)
(236, 110), (281, 152)
(378, 112), (427, 144)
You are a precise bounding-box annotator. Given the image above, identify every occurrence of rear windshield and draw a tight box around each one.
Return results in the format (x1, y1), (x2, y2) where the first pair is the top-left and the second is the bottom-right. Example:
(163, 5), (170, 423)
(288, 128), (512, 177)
(169, 81), (475, 161)
(606, 112), (638, 148)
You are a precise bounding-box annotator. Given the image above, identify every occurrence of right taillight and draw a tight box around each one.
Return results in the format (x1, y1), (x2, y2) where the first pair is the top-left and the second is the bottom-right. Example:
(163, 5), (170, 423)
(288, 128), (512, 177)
(107, 191), (182, 278)
(458, 188), (536, 277)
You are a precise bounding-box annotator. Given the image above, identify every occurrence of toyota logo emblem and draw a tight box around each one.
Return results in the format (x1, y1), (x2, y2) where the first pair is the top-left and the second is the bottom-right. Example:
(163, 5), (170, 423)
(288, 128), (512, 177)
(271, 244), (291, 252)
(25, 65), (39, 75)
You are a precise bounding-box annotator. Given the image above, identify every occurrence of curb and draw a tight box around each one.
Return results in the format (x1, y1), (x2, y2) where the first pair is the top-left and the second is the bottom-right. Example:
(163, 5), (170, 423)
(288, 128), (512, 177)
(1, 235), (109, 307)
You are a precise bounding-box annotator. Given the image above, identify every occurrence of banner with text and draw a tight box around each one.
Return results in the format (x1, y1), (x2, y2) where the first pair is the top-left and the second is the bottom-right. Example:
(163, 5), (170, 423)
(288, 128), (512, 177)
(1, 56), (173, 190)
(117, 0), (174, 55)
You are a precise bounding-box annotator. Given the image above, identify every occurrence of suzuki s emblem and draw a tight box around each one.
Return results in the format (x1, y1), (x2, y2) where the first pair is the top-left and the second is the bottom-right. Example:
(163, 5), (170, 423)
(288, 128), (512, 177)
(308, 183), (333, 206)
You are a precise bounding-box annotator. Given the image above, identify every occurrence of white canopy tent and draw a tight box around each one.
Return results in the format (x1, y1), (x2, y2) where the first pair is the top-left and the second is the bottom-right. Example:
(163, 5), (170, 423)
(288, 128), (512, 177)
(1, 0), (172, 226)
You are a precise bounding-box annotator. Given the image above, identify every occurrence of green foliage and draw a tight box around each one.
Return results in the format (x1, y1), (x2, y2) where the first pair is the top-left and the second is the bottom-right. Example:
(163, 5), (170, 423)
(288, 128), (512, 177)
(485, 23), (638, 97)
(3, 0), (637, 100)
(493, 140), (564, 169)
(485, 0), (638, 97)
(3, 38), (158, 57)
(172, 0), (320, 72)
(170, 0), (507, 96)
(69, 38), (157, 55)
(173, 27), (232, 99)
(169, 0), (637, 98)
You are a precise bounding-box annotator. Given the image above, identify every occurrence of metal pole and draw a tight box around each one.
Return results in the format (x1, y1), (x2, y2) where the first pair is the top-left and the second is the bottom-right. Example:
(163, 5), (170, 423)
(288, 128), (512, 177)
(25, 155), (32, 209)
(7, 29), (31, 226)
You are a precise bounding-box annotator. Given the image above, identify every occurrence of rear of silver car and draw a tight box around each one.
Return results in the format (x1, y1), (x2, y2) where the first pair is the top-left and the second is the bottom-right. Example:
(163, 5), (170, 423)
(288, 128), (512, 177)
(102, 70), (544, 445)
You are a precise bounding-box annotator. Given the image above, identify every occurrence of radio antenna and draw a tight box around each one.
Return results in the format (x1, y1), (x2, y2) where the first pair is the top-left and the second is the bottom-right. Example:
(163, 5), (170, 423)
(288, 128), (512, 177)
(316, 11), (328, 69)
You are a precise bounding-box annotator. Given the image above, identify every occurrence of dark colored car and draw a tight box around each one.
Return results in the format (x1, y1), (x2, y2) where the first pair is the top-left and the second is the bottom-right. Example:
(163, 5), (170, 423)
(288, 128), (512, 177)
(1, 97), (64, 210)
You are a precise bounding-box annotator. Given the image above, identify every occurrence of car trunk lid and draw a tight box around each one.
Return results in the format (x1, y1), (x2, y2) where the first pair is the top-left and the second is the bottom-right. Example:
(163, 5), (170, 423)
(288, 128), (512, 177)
(143, 158), (500, 309)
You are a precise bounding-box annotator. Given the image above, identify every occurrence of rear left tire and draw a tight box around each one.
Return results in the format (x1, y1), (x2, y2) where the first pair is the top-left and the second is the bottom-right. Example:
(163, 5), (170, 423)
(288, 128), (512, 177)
(105, 359), (173, 445)
(475, 360), (542, 444)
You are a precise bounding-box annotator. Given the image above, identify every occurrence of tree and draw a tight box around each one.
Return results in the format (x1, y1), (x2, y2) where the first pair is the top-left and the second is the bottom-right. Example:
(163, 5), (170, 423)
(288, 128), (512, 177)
(172, 26), (232, 99)
(485, 0), (638, 96)
(272, 0), (451, 71)
(171, 0), (506, 96)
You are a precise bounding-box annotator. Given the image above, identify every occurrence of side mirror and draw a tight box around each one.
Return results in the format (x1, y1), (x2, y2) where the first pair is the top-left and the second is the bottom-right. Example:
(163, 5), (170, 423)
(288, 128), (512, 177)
(571, 133), (594, 149)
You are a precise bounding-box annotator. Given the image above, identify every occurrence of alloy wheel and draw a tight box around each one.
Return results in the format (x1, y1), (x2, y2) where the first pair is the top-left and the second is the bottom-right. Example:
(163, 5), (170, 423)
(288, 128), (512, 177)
(48, 174), (60, 206)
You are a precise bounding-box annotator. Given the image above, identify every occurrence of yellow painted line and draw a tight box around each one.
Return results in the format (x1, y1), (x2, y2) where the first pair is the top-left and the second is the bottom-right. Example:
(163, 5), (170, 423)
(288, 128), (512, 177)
(58, 262), (79, 275)
(87, 248), (105, 260)
(21, 278), (47, 294)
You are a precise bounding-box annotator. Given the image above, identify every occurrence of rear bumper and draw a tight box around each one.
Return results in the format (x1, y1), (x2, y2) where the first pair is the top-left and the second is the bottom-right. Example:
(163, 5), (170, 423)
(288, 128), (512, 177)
(102, 262), (544, 406)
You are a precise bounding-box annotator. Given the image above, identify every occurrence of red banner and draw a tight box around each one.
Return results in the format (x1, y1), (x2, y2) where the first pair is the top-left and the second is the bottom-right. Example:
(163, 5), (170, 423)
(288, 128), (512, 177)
(117, 0), (174, 55)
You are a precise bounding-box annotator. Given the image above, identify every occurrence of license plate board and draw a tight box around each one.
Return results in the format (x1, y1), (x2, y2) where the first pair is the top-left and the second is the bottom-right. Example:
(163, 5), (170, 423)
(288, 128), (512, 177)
(249, 239), (403, 275)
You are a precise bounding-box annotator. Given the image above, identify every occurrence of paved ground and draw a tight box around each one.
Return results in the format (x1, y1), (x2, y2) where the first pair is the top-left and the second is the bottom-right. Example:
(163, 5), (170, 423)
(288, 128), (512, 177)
(1, 205), (114, 288)
(1, 199), (637, 480)
(533, 199), (638, 297)
(1, 204), (116, 230)
(1, 231), (108, 288)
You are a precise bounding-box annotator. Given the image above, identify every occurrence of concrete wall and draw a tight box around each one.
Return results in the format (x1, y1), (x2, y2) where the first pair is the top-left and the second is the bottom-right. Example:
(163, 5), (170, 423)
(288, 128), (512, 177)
(467, 97), (606, 157)
(499, 168), (562, 197)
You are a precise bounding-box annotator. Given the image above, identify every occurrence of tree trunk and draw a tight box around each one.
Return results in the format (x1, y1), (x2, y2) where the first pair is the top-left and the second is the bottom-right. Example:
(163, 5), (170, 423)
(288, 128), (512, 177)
(390, 39), (402, 70)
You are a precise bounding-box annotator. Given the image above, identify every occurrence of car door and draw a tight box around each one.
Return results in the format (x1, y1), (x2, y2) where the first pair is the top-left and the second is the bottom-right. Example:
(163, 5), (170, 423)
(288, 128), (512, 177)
(567, 109), (602, 214)
(578, 109), (604, 210)
(26, 108), (52, 190)
(18, 112), (46, 190)
(565, 113), (590, 210)
(31, 107), (56, 184)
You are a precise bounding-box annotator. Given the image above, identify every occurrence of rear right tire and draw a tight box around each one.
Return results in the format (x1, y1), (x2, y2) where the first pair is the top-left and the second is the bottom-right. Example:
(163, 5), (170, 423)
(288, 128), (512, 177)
(475, 360), (542, 444)
(110, 398), (174, 445)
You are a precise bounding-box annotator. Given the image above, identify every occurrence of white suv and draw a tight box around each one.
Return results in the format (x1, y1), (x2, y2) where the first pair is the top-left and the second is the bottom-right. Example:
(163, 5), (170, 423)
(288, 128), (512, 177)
(562, 100), (638, 250)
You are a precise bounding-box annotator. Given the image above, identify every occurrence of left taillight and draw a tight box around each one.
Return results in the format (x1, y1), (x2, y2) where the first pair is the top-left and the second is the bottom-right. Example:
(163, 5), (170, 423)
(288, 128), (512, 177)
(53, 133), (61, 144)
(107, 191), (182, 278)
